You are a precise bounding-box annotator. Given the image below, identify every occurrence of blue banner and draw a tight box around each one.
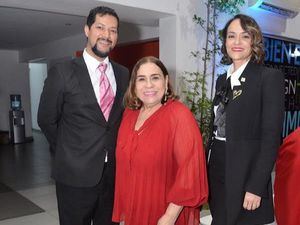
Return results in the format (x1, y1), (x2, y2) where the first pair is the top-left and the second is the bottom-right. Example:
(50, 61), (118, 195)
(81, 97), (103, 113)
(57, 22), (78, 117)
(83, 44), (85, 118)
(264, 36), (300, 138)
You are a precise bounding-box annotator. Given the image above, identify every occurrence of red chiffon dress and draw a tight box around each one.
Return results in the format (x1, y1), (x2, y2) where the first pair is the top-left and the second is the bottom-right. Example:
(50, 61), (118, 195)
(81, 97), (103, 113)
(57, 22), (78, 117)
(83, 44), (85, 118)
(274, 127), (300, 225)
(112, 100), (208, 225)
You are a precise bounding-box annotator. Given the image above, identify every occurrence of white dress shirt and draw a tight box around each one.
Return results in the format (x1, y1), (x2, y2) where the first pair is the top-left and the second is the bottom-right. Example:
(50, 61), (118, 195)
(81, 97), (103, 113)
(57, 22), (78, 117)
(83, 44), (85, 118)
(83, 49), (116, 162)
(214, 60), (250, 141)
(83, 49), (116, 104)
(226, 59), (250, 90)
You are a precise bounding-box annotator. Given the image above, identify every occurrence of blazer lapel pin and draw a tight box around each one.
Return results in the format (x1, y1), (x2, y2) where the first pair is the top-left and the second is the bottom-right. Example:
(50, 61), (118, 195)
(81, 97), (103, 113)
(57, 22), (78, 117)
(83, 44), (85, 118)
(233, 89), (242, 100)
(240, 77), (246, 82)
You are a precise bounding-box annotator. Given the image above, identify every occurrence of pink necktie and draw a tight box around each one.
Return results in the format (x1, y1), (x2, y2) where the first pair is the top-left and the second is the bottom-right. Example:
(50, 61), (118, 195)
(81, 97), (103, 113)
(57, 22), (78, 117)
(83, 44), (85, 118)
(98, 63), (114, 121)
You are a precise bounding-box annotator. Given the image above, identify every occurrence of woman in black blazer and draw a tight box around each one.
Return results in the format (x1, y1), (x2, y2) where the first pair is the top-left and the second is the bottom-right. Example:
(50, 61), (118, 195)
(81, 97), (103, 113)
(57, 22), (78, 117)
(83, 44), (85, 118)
(207, 14), (284, 225)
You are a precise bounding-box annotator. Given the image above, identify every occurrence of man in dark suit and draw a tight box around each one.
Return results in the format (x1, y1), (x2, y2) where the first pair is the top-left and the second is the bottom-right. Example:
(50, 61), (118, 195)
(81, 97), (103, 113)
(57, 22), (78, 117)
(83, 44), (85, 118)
(38, 6), (129, 225)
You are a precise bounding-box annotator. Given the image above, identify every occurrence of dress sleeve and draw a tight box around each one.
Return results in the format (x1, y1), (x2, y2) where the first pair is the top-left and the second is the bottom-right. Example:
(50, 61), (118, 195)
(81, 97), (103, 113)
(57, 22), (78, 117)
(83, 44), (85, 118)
(274, 127), (300, 225)
(167, 102), (209, 207)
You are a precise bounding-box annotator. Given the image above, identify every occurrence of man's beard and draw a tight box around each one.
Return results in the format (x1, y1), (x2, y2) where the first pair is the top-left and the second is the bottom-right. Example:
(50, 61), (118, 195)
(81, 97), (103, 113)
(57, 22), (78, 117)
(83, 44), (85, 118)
(92, 38), (113, 58)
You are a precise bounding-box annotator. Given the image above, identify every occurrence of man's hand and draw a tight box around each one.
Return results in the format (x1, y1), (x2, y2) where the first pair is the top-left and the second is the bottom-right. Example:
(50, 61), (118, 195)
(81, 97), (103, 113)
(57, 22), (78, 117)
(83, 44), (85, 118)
(243, 192), (261, 210)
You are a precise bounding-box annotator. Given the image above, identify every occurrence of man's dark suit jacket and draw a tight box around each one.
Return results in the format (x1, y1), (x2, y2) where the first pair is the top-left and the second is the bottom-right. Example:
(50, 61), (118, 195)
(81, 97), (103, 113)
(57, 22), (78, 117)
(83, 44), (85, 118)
(38, 56), (129, 187)
(210, 62), (284, 225)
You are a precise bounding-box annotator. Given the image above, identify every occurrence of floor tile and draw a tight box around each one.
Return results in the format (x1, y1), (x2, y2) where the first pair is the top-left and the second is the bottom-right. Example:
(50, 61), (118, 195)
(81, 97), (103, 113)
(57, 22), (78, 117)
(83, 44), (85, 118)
(0, 212), (59, 225)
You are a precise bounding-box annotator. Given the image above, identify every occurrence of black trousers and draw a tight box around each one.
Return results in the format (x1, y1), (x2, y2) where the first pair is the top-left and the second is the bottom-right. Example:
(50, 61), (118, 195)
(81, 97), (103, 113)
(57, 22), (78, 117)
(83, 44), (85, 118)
(56, 163), (118, 225)
(208, 140), (270, 225)
(208, 139), (226, 225)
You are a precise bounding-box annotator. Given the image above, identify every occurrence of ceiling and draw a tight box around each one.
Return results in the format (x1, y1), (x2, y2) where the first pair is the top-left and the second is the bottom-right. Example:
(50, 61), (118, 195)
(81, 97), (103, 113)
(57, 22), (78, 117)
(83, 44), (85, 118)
(0, 7), (86, 50)
(0, 0), (171, 50)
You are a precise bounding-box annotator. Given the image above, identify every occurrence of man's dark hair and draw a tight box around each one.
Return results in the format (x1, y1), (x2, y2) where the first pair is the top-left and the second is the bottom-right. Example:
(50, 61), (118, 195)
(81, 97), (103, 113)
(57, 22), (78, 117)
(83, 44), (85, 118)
(86, 6), (119, 28)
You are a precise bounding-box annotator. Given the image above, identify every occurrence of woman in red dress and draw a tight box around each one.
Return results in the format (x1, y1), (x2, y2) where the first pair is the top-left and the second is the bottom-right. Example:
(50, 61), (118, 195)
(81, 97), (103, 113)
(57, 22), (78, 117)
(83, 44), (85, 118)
(112, 56), (208, 225)
(274, 127), (300, 225)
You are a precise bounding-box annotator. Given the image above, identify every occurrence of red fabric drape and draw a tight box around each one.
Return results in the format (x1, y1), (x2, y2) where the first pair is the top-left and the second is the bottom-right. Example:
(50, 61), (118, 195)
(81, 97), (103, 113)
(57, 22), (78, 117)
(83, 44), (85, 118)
(274, 127), (300, 225)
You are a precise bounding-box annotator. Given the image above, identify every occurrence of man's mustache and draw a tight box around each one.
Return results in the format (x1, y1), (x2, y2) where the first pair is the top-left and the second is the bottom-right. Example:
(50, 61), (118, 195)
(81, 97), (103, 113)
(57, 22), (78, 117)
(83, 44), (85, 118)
(97, 37), (112, 44)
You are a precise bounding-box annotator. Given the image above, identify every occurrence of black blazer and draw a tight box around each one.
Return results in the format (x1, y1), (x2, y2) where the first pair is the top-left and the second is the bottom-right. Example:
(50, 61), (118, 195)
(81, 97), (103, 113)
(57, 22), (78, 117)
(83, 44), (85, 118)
(211, 62), (284, 225)
(38, 57), (129, 187)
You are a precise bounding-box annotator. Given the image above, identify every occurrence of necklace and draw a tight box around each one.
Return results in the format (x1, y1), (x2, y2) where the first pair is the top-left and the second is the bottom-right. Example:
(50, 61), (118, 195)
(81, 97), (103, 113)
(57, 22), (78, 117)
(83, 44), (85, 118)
(135, 104), (162, 131)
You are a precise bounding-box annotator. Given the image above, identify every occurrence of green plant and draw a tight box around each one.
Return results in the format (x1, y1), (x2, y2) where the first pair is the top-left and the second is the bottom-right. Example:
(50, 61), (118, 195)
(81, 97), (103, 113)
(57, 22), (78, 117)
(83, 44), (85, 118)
(182, 0), (244, 146)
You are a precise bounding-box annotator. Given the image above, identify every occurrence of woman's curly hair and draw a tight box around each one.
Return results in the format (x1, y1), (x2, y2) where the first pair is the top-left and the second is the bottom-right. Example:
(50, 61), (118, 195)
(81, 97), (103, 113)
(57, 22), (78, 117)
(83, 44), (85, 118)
(221, 14), (265, 65)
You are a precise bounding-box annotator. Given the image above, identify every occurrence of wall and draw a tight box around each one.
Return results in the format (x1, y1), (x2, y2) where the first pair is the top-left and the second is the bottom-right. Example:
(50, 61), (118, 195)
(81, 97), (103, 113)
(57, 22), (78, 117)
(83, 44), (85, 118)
(100, 0), (177, 14)
(19, 33), (86, 63)
(159, 16), (177, 86)
(19, 23), (159, 63)
(118, 23), (159, 44)
(175, 0), (207, 83)
(29, 63), (47, 130)
(0, 50), (32, 138)
(279, 13), (300, 39)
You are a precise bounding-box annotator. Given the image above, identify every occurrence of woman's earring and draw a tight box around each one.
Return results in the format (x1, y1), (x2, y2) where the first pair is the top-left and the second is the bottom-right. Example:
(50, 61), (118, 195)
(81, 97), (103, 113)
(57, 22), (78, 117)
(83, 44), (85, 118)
(164, 88), (168, 102)
(134, 97), (139, 109)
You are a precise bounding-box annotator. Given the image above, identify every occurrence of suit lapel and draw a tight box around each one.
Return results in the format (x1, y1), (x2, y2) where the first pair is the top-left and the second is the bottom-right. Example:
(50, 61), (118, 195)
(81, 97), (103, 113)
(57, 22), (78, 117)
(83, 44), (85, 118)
(227, 61), (262, 116)
(108, 61), (126, 124)
(226, 62), (262, 139)
(73, 57), (127, 125)
(73, 57), (107, 125)
(213, 75), (227, 106)
(229, 62), (260, 104)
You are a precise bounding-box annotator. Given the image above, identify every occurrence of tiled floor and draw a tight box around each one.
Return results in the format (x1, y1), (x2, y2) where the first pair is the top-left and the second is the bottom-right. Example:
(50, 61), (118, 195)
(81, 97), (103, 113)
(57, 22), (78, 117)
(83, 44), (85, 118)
(0, 185), (59, 225)
(0, 130), (276, 225)
(0, 130), (58, 225)
(0, 130), (53, 191)
(1, 184), (212, 225)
